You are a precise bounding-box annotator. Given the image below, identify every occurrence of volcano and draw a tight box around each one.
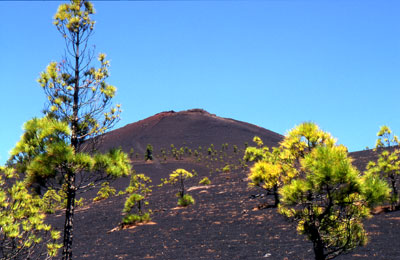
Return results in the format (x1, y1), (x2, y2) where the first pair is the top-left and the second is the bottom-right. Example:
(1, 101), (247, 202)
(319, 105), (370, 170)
(99, 108), (283, 154)
(46, 109), (399, 260)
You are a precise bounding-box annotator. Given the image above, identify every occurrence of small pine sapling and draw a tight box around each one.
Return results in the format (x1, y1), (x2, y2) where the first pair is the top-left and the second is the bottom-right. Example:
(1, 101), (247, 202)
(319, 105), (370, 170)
(93, 182), (116, 202)
(199, 177), (211, 185)
(41, 189), (62, 214)
(121, 171), (152, 226)
(233, 145), (238, 154)
(129, 148), (135, 160)
(222, 164), (231, 173)
(366, 126), (400, 210)
(145, 144), (153, 161)
(162, 169), (195, 206)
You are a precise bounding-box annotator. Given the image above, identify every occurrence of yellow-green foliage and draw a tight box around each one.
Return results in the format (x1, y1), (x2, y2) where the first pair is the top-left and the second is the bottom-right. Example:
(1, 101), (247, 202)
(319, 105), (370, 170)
(199, 177), (211, 185)
(249, 161), (281, 190)
(279, 135), (389, 260)
(162, 169), (195, 206)
(41, 189), (62, 214)
(178, 194), (195, 207)
(122, 212), (150, 225)
(366, 126), (400, 210)
(280, 122), (336, 160)
(245, 135), (296, 207)
(10, 118), (131, 192)
(121, 171), (152, 225)
(20, 1), (130, 258)
(93, 182), (116, 202)
(0, 167), (61, 259)
(222, 164), (231, 173)
(57, 183), (84, 209)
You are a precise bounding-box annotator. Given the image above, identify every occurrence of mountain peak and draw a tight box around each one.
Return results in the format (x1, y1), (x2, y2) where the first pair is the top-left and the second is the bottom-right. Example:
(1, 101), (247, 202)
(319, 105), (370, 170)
(100, 109), (283, 154)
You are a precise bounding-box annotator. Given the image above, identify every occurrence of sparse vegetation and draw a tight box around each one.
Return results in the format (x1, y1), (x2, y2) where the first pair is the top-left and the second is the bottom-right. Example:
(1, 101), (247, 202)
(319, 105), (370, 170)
(178, 194), (195, 206)
(0, 167), (61, 259)
(162, 169), (195, 206)
(366, 126), (400, 210)
(277, 123), (389, 260)
(93, 182), (116, 202)
(121, 170), (152, 226)
(145, 144), (153, 161)
(199, 177), (211, 185)
(7, 1), (131, 258)
(41, 189), (62, 214)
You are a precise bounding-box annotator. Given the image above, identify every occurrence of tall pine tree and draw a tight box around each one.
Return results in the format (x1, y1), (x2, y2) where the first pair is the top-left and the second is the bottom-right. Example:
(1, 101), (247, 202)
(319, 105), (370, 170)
(9, 1), (130, 259)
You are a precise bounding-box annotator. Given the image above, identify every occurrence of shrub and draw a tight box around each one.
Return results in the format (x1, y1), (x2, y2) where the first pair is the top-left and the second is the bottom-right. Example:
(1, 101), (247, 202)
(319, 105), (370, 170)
(122, 212), (151, 225)
(162, 168), (195, 206)
(145, 144), (153, 161)
(178, 194), (195, 207)
(120, 170), (152, 226)
(222, 164), (230, 173)
(199, 177), (211, 185)
(93, 182), (116, 202)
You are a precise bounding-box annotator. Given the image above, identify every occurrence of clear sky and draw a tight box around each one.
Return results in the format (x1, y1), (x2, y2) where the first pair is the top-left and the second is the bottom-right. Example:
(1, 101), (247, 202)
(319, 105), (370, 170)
(0, 0), (399, 164)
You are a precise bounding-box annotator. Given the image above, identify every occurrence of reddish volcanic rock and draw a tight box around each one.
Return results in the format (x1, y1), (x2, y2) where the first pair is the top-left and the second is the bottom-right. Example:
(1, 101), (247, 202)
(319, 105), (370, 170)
(99, 109), (283, 154)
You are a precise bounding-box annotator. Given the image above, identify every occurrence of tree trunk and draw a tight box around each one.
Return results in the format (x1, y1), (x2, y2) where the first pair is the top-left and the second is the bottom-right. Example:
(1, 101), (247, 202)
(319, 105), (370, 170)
(313, 241), (325, 260)
(310, 225), (325, 260)
(391, 175), (398, 210)
(62, 174), (76, 260)
(273, 185), (280, 207)
(62, 28), (80, 260)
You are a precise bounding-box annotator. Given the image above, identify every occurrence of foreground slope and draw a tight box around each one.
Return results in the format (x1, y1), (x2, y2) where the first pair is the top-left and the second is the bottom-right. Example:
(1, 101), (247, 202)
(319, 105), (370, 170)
(46, 110), (400, 259)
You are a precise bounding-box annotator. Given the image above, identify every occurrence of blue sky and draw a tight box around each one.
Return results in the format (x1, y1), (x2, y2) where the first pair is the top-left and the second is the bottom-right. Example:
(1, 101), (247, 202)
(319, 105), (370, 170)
(0, 0), (399, 164)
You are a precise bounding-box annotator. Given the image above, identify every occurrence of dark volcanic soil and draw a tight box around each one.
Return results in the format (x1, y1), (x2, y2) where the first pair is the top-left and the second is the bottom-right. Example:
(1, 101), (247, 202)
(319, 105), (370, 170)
(98, 109), (283, 155)
(49, 161), (400, 260)
(47, 110), (400, 259)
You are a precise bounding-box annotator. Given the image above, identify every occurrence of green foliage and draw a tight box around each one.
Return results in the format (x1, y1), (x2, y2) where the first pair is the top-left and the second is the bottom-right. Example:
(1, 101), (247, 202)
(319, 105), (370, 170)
(0, 167), (61, 259)
(222, 164), (231, 173)
(366, 126), (400, 210)
(41, 189), (62, 214)
(162, 169), (194, 206)
(178, 194), (195, 207)
(10, 1), (131, 257)
(120, 170), (152, 226)
(129, 148), (135, 159)
(199, 177), (211, 185)
(245, 136), (296, 207)
(122, 213), (150, 225)
(10, 118), (131, 194)
(278, 125), (389, 260)
(233, 145), (238, 153)
(145, 144), (153, 161)
(280, 122), (336, 160)
(93, 182), (116, 202)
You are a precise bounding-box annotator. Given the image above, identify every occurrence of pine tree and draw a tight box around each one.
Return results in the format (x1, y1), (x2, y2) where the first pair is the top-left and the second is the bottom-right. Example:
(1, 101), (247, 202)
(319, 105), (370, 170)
(278, 123), (389, 260)
(161, 169), (195, 206)
(9, 1), (131, 259)
(366, 126), (400, 210)
(0, 166), (61, 259)
(120, 170), (152, 226)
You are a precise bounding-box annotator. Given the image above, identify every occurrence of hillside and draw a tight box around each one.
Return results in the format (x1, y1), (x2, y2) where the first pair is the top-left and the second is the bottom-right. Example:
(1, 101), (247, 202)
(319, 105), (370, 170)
(98, 109), (283, 155)
(46, 110), (400, 260)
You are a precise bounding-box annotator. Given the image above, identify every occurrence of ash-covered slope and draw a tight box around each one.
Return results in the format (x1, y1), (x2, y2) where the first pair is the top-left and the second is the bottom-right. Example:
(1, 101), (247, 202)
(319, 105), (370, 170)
(99, 109), (283, 153)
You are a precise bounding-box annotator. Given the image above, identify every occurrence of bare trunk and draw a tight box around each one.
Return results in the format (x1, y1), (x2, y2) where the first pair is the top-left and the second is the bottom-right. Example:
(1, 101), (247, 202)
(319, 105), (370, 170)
(62, 174), (76, 260)
(273, 185), (279, 207)
(62, 29), (80, 260)
(310, 224), (325, 260)
(313, 241), (325, 260)
(391, 175), (398, 210)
